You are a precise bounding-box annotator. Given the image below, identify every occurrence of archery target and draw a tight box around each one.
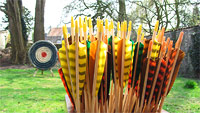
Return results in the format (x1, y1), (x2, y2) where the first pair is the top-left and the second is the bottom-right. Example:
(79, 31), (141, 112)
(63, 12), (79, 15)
(28, 40), (58, 70)
(35, 47), (52, 63)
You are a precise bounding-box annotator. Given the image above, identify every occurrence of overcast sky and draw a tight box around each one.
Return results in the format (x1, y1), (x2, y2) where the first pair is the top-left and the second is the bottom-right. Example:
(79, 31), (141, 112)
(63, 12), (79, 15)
(0, 0), (73, 32)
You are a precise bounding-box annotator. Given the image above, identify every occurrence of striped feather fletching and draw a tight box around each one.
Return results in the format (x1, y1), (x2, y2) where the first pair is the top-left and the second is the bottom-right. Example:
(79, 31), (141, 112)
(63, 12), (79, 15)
(145, 59), (157, 100)
(95, 41), (107, 96)
(108, 36), (120, 81)
(114, 36), (120, 81)
(58, 68), (74, 105)
(89, 41), (107, 96)
(130, 42), (144, 89)
(162, 49), (177, 96)
(142, 39), (151, 60)
(167, 50), (185, 94)
(117, 39), (132, 86)
(128, 41), (136, 90)
(58, 41), (72, 94)
(153, 59), (167, 100)
(68, 42), (87, 98)
(151, 40), (161, 61)
(139, 58), (148, 100)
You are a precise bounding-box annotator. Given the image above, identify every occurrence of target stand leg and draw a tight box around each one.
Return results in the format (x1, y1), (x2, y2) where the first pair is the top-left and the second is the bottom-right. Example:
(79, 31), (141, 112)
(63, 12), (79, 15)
(50, 68), (54, 77)
(33, 68), (38, 77)
(41, 70), (44, 75)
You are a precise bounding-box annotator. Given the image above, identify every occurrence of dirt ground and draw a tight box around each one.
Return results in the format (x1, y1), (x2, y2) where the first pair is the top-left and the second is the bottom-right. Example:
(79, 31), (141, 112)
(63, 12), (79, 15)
(0, 48), (32, 70)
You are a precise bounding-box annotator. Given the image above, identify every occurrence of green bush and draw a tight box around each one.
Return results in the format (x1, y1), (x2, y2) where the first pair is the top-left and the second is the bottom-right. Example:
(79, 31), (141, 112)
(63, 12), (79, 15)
(184, 80), (198, 89)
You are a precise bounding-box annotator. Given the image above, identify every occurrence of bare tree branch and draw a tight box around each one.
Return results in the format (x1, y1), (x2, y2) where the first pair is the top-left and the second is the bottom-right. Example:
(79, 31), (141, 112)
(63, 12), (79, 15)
(0, 5), (8, 14)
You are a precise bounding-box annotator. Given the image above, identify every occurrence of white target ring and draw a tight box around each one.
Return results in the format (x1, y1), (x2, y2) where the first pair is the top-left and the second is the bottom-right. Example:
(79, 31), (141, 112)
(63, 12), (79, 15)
(35, 47), (52, 63)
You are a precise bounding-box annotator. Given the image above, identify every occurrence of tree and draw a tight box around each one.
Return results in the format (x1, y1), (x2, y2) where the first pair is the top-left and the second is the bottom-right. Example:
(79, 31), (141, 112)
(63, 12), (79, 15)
(34, 0), (45, 42)
(0, 0), (27, 64)
(2, 6), (34, 37)
(118, 0), (127, 22)
(62, 0), (130, 27)
(129, 0), (200, 34)
(63, 0), (117, 27)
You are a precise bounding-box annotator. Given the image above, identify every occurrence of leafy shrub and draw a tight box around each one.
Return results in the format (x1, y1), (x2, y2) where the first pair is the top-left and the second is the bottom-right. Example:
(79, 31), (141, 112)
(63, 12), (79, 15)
(184, 80), (198, 89)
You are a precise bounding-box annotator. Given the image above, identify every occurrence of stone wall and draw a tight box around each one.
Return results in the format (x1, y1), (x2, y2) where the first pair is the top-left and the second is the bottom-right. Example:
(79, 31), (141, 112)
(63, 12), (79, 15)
(147, 25), (200, 77)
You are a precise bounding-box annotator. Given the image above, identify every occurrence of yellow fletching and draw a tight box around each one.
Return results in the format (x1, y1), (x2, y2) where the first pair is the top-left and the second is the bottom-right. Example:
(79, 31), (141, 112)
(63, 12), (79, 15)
(124, 21), (127, 32)
(111, 20), (114, 29)
(59, 46), (72, 94)
(95, 41), (107, 96)
(123, 39), (132, 86)
(62, 25), (68, 39)
(75, 20), (78, 34)
(156, 30), (161, 39)
(109, 24), (111, 32)
(137, 25), (142, 36)
(100, 20), (103, 33)
(151, 40), (161, 60)
(105, 19), (108, 29)
(67, 34), (70, 38)
(154, 20), (159, 32)
(121, 22), (124, 32)
(128, 21), (132, 32)
(97, 18), (99, 28)
(68, 42), (87, 97)
(83, 22), (86, 32)
(85, 16), (87, 26)
(141, 33), (144, 41)
(89, 17), (92, 28)
(71, 16), (74, 28)
(61, 39), (65, 48)
(79, 17), (82, 28)
(117, 22), (120, 31)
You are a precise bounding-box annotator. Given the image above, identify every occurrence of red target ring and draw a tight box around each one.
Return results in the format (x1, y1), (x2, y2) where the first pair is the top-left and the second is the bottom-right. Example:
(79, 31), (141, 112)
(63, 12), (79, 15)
(42, 52), (47, 57)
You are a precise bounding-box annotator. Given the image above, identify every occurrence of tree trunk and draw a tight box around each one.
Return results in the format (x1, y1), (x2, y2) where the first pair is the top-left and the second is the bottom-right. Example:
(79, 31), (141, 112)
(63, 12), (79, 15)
(34, 0), (45, 42)
(175, 0), (180, 29)
(6, 0), (27, 64)
(118, 0), (126, 22)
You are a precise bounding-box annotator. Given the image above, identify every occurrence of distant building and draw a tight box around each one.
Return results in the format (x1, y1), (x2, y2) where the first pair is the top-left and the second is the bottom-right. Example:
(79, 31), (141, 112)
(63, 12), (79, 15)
(0, 30), (9, 50)
(45, 27), (71, 44)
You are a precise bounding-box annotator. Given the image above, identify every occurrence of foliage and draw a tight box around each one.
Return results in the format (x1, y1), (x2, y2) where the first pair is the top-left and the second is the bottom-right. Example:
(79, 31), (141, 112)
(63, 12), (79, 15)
(189, 32), (200, 78)
(1, 6), (34, 38)
(62, 0), (200, 36)
(62, 0), (118, 27)
(184, 80), (198, 89)
(129, 0), (200, 34)
(0, 0), (32, 64)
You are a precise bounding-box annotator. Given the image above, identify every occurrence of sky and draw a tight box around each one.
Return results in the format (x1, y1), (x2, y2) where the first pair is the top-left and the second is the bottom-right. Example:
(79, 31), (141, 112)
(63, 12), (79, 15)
(0, 0), (73, 32)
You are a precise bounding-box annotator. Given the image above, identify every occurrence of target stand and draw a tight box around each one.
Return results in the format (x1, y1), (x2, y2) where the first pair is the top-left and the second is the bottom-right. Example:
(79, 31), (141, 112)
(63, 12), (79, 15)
(33, 68), (54, 77)
(28, 40), (58, 77)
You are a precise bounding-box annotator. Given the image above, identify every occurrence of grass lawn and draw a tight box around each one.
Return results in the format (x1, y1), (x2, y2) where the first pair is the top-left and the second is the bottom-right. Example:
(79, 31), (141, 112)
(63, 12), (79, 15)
(0, 68), (200, 113)
(0, 69), (67, 113)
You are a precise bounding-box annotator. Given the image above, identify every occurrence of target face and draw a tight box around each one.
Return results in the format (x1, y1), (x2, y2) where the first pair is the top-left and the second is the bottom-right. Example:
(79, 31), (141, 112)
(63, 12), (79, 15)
(28, 40), (58, 70)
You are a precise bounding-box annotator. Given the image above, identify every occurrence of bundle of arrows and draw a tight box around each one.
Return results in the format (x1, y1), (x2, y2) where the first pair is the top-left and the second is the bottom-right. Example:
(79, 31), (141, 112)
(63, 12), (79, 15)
(57, 16), (185, 112)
